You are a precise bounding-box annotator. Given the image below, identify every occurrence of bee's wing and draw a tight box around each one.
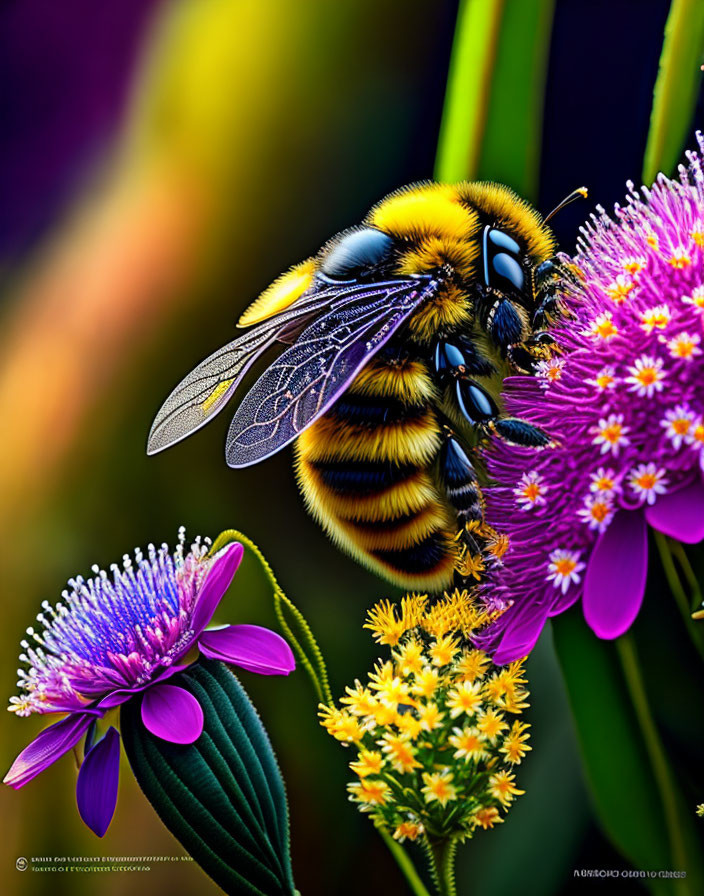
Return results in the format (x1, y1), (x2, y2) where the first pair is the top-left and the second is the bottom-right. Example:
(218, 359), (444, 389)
(147, 291), (333, 455)
(225, 276), (439, 468)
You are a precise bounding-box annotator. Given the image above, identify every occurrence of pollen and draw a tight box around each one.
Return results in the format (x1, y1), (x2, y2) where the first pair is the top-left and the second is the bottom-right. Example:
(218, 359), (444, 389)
(691, 228), (704, 246)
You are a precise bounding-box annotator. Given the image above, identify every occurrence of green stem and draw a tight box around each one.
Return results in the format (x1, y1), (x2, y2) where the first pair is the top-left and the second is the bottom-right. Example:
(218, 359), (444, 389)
(434, 0), (506, 182)
(377, 828), (433, 896)
(652, 530), (704, 661)
(642, 0), (704, 182)
(208, 530), (333, 706)
(668, 539), (704, 612)
(422, 836), (458, 896)
(616, 633), (691, 893)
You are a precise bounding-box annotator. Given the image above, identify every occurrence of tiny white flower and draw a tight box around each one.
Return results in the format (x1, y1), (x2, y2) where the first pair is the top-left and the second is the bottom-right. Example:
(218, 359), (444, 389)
(547, 550), (585, 595)
(513, 471), (548, 511)
(628, 462), (669, 506)
(624, 355), (666, 398)
(661, 405), (697, 449)
(577, 494), (615, 533)
(591, 414), (631, 456)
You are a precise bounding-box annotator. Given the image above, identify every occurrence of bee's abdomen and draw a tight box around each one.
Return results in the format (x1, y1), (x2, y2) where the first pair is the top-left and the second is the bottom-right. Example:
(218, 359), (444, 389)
(295, 354), (458, 591)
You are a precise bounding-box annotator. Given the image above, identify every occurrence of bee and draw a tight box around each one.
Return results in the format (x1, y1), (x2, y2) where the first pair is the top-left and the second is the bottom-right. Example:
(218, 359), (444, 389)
(148, 182), (584, 592)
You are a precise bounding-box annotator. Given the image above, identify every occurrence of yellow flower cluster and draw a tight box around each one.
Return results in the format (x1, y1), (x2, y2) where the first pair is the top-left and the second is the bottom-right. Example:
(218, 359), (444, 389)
(319, 591), (530, 843)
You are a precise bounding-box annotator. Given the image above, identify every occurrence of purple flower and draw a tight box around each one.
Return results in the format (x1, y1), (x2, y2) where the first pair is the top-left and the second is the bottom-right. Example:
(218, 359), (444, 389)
(478, 136), (704, 664)
(4, 529), (295, 836)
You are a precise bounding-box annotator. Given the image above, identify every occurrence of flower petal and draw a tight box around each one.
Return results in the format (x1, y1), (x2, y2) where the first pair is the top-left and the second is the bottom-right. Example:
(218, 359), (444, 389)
(198, 624), (295, 675)
(140, 684), (203, 744)
(76, 727), (120, 837)
(583, 510), (648, 639)
(190, 542), (244, 636)
(4, 712), (95, 789)
(645, 481), (704, 544)
(493, 603), (551, 665)
(97, 664), (190, 710)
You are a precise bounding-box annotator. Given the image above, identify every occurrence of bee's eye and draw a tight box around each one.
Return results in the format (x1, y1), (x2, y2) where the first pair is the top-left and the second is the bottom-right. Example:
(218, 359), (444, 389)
(320, 227), (395, 280)
(483, 227), (525, 292)
(488, 229), (521, 254)
(492, 253), (524, 290)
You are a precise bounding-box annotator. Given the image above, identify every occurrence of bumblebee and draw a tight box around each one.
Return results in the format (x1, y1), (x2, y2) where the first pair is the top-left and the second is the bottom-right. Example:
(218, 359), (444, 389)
(148, 182), (581, 591)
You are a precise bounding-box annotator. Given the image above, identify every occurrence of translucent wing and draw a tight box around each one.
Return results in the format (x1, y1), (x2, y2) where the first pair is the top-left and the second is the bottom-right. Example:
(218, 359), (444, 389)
(147, 290), (334, 455)
(225, 275), (439, 468)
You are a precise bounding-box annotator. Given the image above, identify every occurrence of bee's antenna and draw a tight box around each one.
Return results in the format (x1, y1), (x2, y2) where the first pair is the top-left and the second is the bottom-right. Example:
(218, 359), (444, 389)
(544, 187), (588, 224)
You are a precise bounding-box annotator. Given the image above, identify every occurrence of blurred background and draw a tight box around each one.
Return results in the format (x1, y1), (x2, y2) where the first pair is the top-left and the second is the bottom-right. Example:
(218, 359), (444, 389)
(1, 1), (702, 893)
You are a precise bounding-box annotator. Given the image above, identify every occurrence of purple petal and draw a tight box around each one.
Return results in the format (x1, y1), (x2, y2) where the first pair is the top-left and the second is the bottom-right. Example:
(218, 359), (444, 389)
(583, 510), (648, 639)
(198, 624), (295, 675)
(140, 684), (203, 744)
(97, 664), (190, 710)
(190, 542), (244, 636)
(4, 712), (95, 789)
(76, 727), (120, 837)
(645, 481), (704, 544)
(493, 604), (551, 665)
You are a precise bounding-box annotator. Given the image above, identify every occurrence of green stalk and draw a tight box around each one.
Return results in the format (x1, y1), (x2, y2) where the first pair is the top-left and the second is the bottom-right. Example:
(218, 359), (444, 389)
(652, 530), (704, 661)
(377, 828), (433, 896)
(208, 529), (333, 705)
(642, 0), (704, 182)
(434, 0), (506, 182)
(616, 633), (691, 893)
(668, 539), (704, 612)
(421, 836), (458, 896)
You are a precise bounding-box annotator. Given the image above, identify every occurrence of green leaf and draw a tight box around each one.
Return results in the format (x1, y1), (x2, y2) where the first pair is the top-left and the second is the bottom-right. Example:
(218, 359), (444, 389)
(434, 0), (556, 198)
(434, 0), (507, 183)
(642, 0), (704, 183)
(121, 660), (296, 896)
(474, 0), (556, 200)
(552, 613), (671, 873)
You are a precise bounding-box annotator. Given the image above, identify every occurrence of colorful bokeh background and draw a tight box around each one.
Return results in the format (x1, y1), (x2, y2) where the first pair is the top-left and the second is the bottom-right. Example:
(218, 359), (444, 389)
(1, 1), (703, 894)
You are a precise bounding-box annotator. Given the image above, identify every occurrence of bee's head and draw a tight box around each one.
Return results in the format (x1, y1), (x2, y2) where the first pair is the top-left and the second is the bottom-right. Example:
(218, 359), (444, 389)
(317, 183), (560, 309)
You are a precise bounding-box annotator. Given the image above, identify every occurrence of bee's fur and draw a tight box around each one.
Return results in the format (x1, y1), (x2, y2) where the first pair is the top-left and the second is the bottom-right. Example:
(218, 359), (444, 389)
(292, 182), (555, 590)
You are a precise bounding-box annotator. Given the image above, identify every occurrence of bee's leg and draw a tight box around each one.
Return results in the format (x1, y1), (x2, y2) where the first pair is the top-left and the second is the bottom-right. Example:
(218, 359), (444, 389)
(486, 296), (526, 353)
(439, 430), (484, 525)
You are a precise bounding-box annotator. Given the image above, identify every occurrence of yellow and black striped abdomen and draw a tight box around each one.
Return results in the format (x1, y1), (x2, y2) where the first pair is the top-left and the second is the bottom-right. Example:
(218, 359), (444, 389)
(295, 351), (461, 591)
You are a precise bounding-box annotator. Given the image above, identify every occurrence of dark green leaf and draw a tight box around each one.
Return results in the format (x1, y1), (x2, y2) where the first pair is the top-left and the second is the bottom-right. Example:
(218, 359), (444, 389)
(552, 613), (671, 873)
(121, 660), (296, 896)
(643, 0), (704, 182)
